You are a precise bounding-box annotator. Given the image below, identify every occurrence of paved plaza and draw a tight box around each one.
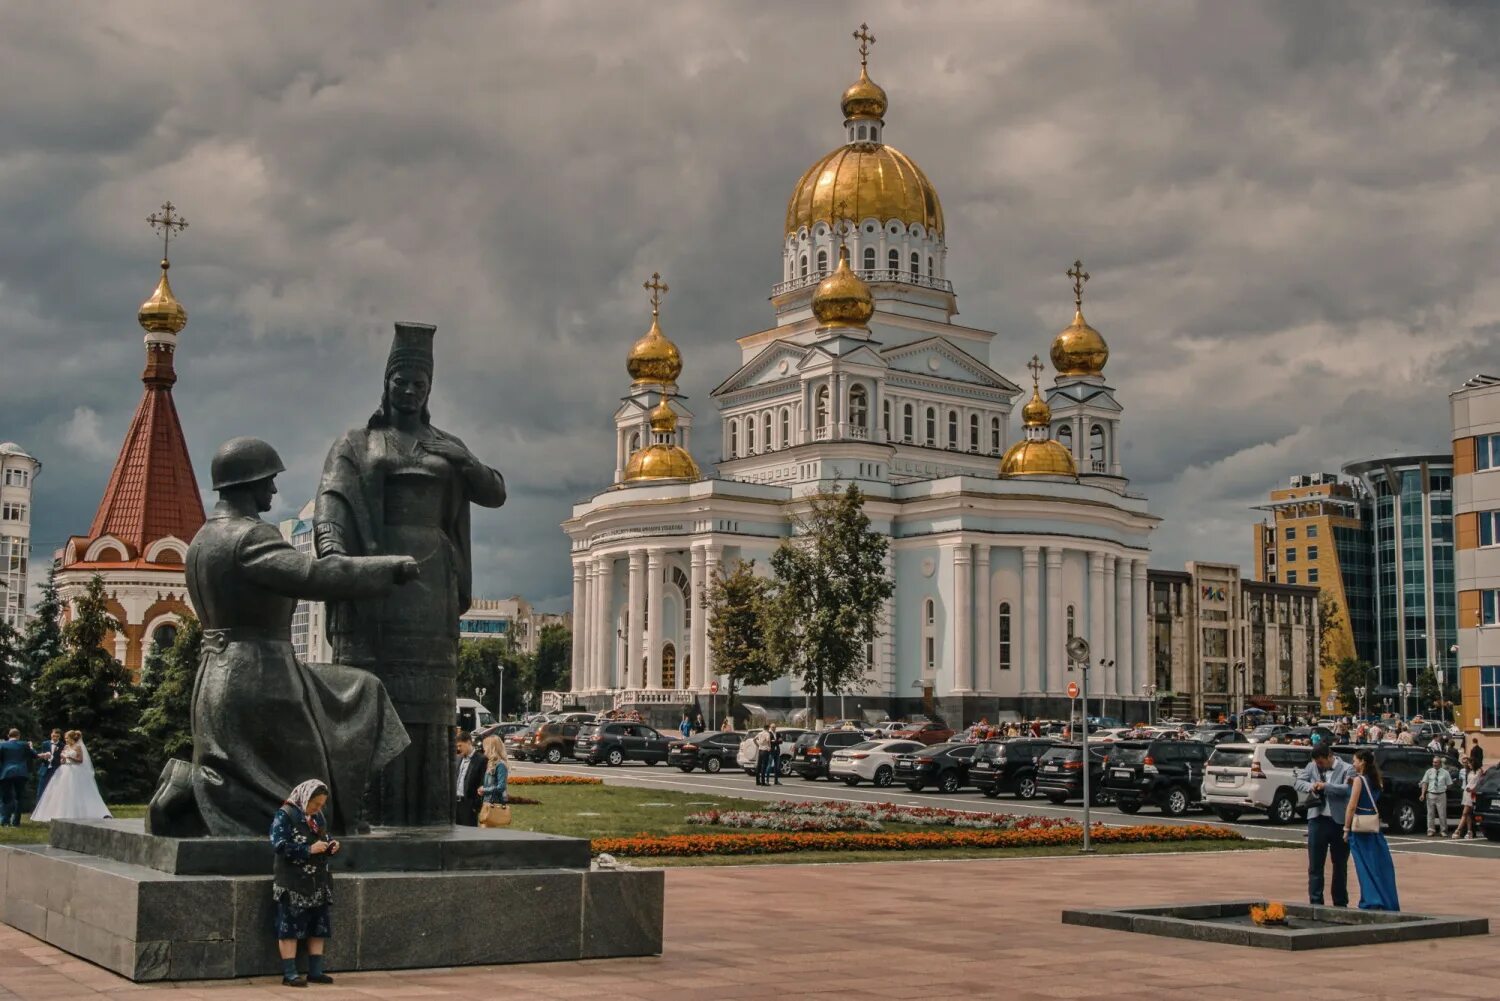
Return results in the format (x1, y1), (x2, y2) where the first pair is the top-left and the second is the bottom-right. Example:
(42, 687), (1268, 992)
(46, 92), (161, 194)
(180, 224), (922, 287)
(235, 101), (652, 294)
(0, 848), (1493, 1001)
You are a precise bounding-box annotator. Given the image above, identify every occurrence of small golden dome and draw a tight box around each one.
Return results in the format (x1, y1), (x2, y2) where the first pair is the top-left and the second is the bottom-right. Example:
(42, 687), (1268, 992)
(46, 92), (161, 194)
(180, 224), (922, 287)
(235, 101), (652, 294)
(812, 246), (874, 328)
(649, 398), (677, 433)
(841, 65), (888, 121)
(1000, 439), (1078, 478)
(138, 261), (187, 335)
(626, 314), (682, 386)
(1050, 308), (1109, 378)
(786, 143), (943, 239)
(1020, 382), (1050, 427)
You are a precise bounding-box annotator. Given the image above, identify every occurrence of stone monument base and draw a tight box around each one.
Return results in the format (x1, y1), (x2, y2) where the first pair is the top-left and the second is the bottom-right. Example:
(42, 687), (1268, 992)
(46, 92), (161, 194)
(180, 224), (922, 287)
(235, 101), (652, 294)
(0, 820), (662, 981)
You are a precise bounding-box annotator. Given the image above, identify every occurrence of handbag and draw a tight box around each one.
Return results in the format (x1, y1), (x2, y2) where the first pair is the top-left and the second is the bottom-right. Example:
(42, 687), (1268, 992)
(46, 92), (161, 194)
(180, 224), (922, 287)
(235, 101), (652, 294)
(478, 802), (512, 828)
(1350, 779), (1380, 833)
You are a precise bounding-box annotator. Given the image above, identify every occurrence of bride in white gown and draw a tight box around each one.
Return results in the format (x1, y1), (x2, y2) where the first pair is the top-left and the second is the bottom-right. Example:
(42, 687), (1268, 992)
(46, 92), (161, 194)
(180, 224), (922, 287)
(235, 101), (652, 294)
(30, 730), (111, 822)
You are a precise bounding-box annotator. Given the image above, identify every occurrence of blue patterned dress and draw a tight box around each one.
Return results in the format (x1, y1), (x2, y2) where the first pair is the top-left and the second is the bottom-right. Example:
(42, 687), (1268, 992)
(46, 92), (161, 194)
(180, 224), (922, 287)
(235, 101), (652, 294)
(270, 806), (333, 938)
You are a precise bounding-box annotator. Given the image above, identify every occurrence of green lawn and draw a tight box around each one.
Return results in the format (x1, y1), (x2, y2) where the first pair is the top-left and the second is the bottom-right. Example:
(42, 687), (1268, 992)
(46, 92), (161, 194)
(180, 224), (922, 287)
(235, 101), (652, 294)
(0, 804), (144, 844)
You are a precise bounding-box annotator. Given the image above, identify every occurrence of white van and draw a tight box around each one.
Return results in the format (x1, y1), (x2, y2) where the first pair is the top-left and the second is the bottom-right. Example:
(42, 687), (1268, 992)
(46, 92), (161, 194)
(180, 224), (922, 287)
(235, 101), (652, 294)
(1201, 742), (1314, 824)
(456, 698), (496, 734)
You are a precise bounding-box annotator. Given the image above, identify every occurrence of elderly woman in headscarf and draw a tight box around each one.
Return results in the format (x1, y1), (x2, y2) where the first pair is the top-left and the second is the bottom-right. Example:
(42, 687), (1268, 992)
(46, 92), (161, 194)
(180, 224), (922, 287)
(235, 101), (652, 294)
(271, 780), (341, 987)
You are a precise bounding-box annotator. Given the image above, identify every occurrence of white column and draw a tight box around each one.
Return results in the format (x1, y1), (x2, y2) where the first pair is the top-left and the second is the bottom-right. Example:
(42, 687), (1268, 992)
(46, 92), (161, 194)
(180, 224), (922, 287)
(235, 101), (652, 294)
(646, 550), (664, 689)
(704, 546), (723, 681)
(570, 560), (586, 692)
(1088, 552), (1106, 700)
(1044, 548), (1064, 696)
(595, 556), (614, 691)
(974, 545), (992, 692)
(689, 547), (706, 690)
(834, 370), (846, 438)
(1022, 547), (1041, 695)
(1115, 556), (1131, 699)
(953, 544), (973, 693)
(1103, 555), (1118, 696)
(627, 549), (646, 690)
(1133, 561), (1149, 699)
(580, 562), (595, 691)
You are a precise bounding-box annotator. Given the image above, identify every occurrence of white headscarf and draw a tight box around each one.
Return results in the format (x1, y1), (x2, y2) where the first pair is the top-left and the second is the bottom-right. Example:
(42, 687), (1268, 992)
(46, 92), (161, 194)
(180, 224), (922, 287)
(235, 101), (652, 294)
(283, 779), (328, 816)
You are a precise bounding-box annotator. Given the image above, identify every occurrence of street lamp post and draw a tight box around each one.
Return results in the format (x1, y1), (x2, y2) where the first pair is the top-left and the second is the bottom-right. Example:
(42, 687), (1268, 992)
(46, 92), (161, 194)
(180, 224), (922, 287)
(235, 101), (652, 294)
(1067, 636), (1093, 853)
(1354, 685), (1367, 720)
(475, 687), (487, 728)
(1396, 682), (1413, 721)
(1233, 660), (1247, 720)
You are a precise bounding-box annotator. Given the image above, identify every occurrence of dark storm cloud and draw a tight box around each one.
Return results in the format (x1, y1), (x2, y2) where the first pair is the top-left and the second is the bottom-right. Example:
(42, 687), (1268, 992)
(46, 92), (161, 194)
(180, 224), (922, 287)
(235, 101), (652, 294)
(2, 1), (1497, 605)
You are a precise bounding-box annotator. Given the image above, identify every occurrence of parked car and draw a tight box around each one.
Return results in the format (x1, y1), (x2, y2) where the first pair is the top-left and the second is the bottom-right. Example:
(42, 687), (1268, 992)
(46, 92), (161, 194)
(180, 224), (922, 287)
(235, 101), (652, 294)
(1103, 738), (1213, 816)
(869, 721), (910, 737)
(736, 728), (810, 777)
(474, 720), (528, 743)
(1200, 742), (1315, 824)
(528, 722), (583, 764)
(1035, 743), (1112, 804)
(1472, 768), (1500, 841)
(1329, 744), (1463, 835)
(1191, 729), (1248, 747)
(969, 738), (1054, 799)
(455, 697), (496, 735)
(894, 742), (978, 793)
(573, 721), (674, 766)
(668, 732), (744, 773)
(790, 729), (873, 780)
(890, 720), (955, 745)
(504, 723), (540, 762)
(828, 739), (926, 787)
(1245, 724), (1292, 744)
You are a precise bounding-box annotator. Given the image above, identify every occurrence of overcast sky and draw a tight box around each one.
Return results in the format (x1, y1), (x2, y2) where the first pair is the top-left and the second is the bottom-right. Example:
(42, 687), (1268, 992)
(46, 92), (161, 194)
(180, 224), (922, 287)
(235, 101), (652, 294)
(3, 1), (1497, 609)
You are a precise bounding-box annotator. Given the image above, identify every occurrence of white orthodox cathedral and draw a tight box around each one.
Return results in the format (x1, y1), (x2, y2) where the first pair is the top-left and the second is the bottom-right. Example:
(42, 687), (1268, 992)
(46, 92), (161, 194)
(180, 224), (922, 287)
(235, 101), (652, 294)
(563, 30), (1159, 723)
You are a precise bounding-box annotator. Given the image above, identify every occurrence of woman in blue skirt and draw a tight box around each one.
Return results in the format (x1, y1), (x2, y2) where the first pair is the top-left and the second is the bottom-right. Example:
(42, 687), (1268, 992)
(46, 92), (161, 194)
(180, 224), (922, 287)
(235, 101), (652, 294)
(271, 780), (341, 986)
(1344, 750), (1400, 911)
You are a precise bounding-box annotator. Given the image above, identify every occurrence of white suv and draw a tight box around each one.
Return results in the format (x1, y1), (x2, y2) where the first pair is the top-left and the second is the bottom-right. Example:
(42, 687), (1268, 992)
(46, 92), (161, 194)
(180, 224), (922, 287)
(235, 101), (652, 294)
(735, 728), (808, 777)
(1201, 742), (1315, 824)
(827, 739), (926, 787)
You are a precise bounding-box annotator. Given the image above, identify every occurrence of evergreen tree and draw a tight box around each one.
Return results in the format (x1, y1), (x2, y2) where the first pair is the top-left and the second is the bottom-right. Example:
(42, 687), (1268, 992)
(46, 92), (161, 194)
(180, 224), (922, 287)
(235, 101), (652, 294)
(32, 575), (152, 799)
(531, 623), (571, 712)
(19, 561), (63, 711)
(703, 559), (780, 722)
(765, 485), (893, 721)
(0, 617), (24, 725)
(136, 613), (202, 762)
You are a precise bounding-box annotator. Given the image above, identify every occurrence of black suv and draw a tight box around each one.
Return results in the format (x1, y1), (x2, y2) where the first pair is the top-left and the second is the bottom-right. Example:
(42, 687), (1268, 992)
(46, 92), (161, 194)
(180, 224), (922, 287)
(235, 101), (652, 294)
(970, 738), (1054, 799)
(504, 723), (540, 762)
(528, 722), (582, 764)
(668, 732), (743, 773)
(573, 721), (674, 766)
(1035, 743), (1112, 805)
(1473, 768), (1500, 841)
(1104, 739), (1212, 816)
(894, 743), (977, 793)
(1331, 744), (1462, 835)
(790, 729), (870, 780)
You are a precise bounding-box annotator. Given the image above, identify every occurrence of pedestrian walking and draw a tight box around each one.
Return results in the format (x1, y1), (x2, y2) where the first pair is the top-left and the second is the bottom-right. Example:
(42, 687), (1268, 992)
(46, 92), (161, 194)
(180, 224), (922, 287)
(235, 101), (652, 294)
(1344, 749), (1400, 911)
(1419, 754), (1452, 836)
(478, 735), (510, 828)
(271, 780), (339, 987)
(1293, 742), (1354, 907)
(753, 727), (773, 786)
(1452, 746), (1484, 840)
(679, 714), (693, 740)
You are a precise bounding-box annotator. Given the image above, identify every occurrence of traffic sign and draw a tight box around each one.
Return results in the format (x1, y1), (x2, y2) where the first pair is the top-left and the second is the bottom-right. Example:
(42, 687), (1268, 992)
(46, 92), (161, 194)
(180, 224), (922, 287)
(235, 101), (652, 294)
(1067, 681), (1079, 699)
(709, 681), (720, 694)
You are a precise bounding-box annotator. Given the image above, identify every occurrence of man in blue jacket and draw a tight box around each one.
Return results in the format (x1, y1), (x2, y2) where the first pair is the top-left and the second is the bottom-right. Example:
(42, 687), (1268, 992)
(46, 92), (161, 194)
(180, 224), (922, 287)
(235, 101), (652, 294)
(35, 728), (63, 801)
(0, 730), (37, 827)
(1293, 741), (1355, 907)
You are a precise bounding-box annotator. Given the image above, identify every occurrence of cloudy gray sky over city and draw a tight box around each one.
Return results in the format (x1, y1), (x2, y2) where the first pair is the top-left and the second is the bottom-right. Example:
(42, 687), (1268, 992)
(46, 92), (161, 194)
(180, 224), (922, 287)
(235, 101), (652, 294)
(3, 1), (1497, 607)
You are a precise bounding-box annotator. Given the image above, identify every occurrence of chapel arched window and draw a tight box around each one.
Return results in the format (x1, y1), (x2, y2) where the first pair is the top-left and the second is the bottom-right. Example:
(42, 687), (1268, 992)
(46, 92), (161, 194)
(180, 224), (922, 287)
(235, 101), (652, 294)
(925, 407), (936, 446)
(911, 251), (920, 278)
(780, 408), (791, 447)
(969, 414), (980, 451)
(817, 249), (828, 273)
(947, 410), (958, 448)
(998, 604), (1012, 671)
(800, 255), (808, 278)
(746, 415), (757, 455)
(990, 417), (1001, 454)
(863, 246), (876, 271)
(902, 404), (914, 442)
(888, 248), (899, 272)
(1090, 424), (1106, 468)
(849, 385), (868, 428)
(729, 420), (738, 457)
(815, 386), (830, 431)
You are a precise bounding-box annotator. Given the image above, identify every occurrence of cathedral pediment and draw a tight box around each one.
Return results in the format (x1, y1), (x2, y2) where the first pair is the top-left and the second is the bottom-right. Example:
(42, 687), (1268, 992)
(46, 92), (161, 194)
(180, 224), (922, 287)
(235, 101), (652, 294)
(881, 337), (1020, 393)
(1046, 381), (1122, 413)
(711, 343), (808, 396)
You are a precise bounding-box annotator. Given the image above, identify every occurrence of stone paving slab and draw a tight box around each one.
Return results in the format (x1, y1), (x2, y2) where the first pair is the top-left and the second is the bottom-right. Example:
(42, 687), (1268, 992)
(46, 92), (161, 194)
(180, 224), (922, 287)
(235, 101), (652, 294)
(0, 846), (1492, 999)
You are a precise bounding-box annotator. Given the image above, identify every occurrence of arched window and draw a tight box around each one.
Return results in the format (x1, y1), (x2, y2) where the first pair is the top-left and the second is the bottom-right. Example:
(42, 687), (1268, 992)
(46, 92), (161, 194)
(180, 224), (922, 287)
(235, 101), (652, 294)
(888, 248), (900, 272)
(151, 623), (179, 652)
(662, 642), (676, 689)
(947, 410), (958, 448)
(672, 567), (691, 632)
(998, 603), (1012, 671)
(902, 403), (914, 442)
(969, 414), (980, 451)
(729, 419), (738, 457)
(816, 249), (828, 273)
(745, 415), (757, 454)
(882, 399), (891, 434)
(815, 385), (830, 431)
(924, 598), (935, 625)
(629, 431), (641, 452)
(911, 251), (920, 278)
(762, 411), (773, 451)
(800, 254), (808, 278)
(1058, 425), (1073, 452)
(780, 407), (791, 447)
(990, 417), (1001, 454)
(857, 124), (867, 140)
(849, 385), (868, 428)
(863, 246), (876, 271)
(1090, 424), (1106, 468)
(1066, 605), (1076, 640)
(928, 255), (934, 277)
(925, 407), (936, 446)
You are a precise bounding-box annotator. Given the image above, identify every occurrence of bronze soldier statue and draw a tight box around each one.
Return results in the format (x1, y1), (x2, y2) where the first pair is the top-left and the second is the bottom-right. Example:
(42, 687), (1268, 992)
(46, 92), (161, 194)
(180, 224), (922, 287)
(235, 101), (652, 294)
(147, 437), (418, 837)
(314, 323), (506, 827)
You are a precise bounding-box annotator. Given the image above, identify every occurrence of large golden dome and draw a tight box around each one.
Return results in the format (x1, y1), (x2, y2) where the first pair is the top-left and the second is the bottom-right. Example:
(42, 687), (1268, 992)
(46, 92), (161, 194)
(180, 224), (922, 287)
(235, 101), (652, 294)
(811, 246), (874, 328)
(622, 401), (700, 483)
(785, 142), (943, 238)
(138, 261), (187, 335)
(1050, 308), (1109, 378)
(1000, 439), (1078, 477)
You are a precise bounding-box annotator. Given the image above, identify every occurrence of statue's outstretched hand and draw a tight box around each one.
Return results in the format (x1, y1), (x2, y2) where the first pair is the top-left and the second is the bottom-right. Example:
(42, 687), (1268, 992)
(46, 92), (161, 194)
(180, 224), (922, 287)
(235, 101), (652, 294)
(420, 437), (472, 468)
(395, 557), (421, 584)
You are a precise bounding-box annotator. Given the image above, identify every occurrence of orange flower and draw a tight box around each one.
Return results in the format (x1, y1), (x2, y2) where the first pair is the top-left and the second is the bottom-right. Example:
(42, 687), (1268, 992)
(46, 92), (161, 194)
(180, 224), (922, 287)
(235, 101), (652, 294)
(510, 775), (603, 786)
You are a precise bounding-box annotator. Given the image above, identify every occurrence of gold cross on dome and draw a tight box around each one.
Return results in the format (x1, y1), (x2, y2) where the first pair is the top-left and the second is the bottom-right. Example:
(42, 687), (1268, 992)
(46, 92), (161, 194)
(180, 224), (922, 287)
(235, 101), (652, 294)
(853, 23), (876, 67)
(147, 201), (188, 266)
(1027, 354), (1044, 386)
(643, 272), (669, 316)
(1067, 259), (1090, 310)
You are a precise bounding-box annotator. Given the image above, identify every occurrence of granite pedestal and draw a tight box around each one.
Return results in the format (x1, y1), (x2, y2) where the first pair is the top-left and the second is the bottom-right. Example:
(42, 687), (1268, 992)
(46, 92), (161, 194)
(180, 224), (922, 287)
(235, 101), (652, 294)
(0, 820), (662, 981)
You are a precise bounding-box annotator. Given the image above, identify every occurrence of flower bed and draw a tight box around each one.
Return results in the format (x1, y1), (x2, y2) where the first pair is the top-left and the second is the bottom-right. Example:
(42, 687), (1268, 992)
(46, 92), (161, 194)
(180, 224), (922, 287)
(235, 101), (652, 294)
(593, 823), (1241, 858)
(686, 809), (881, 832)
(506, 795), (542, 805)
(685, 800), (1074, 833)
(510, 775), (603, 786)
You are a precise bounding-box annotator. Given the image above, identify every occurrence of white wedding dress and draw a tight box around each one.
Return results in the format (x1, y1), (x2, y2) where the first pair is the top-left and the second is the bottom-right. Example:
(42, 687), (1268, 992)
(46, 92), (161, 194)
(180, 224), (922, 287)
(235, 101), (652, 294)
(30, 742), (112, 822)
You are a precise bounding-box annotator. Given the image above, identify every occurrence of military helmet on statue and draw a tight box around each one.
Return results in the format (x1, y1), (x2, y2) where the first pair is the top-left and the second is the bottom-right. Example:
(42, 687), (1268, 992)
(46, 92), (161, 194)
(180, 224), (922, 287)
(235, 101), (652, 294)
(210, 436), (286, 490)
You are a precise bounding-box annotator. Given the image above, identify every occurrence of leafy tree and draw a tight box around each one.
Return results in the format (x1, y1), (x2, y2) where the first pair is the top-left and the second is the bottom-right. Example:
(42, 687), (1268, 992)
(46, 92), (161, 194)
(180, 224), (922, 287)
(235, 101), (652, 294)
(32, 575), (152, 800)
(765, 485), (893, 721)
(531, 623), (572, 710)
(1331, 657), (1376, 716)
(458, 636), (532, 720)
(136, 613), (202, 762)
(703, 559), (780, 722)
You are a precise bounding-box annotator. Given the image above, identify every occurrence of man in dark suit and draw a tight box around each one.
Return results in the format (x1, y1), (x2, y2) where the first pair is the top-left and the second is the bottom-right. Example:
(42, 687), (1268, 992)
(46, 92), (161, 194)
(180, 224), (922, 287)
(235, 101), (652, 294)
(453, 732), (485, 827)
(35, 729), (62, 802)
(0, 730), (36, 826)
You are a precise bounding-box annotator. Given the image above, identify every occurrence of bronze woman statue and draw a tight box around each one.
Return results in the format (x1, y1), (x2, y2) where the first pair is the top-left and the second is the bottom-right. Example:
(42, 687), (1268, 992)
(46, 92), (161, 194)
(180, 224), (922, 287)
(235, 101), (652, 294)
(314, 323), (506, 827)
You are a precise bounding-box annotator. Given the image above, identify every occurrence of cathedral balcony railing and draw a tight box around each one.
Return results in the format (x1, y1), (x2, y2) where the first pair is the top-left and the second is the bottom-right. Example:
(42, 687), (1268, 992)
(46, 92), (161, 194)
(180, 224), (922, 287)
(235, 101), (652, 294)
(613, 688), (701, 707)
(1089, 459), (1108, 473)
(771, 269), (956, 297)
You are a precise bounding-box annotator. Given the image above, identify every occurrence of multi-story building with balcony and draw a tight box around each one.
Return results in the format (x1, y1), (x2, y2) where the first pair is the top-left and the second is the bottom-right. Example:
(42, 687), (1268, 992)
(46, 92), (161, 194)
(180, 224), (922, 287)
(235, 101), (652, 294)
(1453, 374), (1500, 752)
(0, 442), (40, 630)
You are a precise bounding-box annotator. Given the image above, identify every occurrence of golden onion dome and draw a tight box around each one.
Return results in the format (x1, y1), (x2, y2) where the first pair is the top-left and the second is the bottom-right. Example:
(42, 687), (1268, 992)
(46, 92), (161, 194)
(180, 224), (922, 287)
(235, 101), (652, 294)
(648, 398), (677, 433)
(811, 246), (874, 328)
(1020, 382), (1051, 427)
(785, 142), (943, 239)
(626, 314), (682, 386)
(1000, 439), (1078, 478)
(623, 443), (701, 483)
(138, 261), (188, 335)
(841, 65), (888, 121)
(1050, 308), (1109, 378)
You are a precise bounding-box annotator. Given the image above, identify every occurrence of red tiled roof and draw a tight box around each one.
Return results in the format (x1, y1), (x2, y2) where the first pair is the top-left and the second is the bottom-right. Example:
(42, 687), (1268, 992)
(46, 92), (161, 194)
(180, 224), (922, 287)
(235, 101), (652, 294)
(80, 380), (204, 560)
